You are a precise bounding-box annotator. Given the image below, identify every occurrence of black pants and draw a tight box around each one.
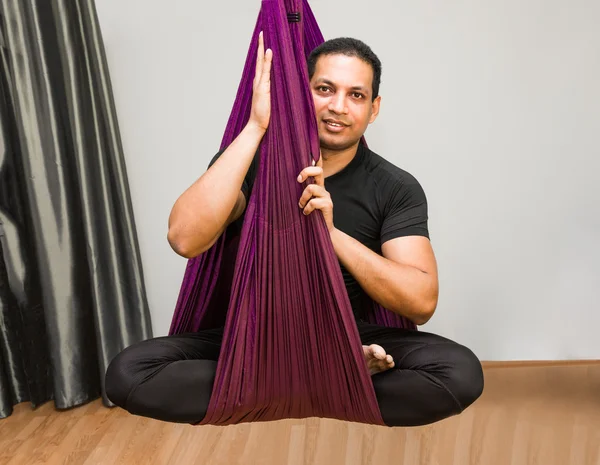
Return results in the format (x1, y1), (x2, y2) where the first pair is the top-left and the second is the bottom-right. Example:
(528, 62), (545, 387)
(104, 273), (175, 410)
(105, 321), (484, 427)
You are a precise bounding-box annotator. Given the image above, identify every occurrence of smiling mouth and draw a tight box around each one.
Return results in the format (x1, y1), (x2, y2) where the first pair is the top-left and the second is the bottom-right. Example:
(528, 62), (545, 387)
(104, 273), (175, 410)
(324, 120), (348, 128)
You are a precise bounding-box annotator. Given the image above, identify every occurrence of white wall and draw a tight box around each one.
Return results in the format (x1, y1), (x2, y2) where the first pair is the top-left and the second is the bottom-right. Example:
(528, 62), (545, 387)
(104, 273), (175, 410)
(96, 0), (600, 361)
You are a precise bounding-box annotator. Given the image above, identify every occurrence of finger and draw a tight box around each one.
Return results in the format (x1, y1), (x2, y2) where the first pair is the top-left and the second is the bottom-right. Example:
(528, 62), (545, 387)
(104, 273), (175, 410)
(315, 155), (324, 186)
(385, 355), (394, 364)
(261, 48), (273, 84)
(298, 184), (328, 209)
(297, 166), (323, 183)
(298, 185), (314, 209)
(255, 32), (264, 85)
(302, 197), (332, 216)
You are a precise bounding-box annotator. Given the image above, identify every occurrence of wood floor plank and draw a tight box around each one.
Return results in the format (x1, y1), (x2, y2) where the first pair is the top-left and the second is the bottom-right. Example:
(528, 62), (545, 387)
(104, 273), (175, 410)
(43, 404), (114, 465)
(6, 412), (65, 465)
(148, 423), (186, 465)
(162, 426), (199, 465)
(288, 423), (308, 465)
(343, 422), (365, 465)
(114, 416), (164, 465)
(82, 411), (129, 465)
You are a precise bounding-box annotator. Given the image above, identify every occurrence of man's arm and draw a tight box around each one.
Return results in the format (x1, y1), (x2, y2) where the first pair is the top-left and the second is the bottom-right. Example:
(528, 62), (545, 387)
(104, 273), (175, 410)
(297, 161), (438, 326)
(330, 231), (439, 325)
(167, 33), (272, 258)
(167, 124), (264, 258)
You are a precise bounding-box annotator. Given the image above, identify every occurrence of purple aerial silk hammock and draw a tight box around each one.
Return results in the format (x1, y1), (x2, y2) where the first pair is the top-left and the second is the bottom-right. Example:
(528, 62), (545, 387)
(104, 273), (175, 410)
(169, 0), (415, 426)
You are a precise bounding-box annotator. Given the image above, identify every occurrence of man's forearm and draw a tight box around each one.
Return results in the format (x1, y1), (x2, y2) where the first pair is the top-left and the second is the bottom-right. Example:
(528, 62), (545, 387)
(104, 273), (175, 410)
(329, 228), (437, 325)
(167, 123), (265, 257)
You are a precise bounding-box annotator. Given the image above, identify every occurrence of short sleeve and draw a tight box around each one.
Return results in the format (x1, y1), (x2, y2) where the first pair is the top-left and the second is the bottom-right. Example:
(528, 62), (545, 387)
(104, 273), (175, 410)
(208, 148), (259, 202)
(380, 177), (430, 244)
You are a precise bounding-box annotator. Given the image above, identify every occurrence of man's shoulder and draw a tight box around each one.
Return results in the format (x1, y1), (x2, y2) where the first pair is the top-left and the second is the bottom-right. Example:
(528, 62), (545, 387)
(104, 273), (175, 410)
(361, 145), (423, 191)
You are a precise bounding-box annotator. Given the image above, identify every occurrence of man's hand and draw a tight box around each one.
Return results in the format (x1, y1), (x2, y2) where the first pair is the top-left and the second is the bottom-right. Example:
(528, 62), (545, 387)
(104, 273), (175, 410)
(248, 31), (273, 133)
(297, 157), (335, 232)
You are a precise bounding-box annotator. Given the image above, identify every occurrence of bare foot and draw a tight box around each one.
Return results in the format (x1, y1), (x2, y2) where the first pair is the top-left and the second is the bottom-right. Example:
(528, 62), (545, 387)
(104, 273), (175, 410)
(362, 344), (395, 375)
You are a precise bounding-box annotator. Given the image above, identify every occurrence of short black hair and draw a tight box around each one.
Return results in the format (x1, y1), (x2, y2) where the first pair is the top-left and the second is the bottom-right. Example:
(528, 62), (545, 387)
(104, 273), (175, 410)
(307, 37), (382, 100)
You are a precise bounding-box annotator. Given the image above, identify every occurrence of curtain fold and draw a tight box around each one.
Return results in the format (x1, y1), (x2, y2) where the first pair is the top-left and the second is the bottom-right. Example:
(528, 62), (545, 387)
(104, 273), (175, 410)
(0, 0), (151, 419)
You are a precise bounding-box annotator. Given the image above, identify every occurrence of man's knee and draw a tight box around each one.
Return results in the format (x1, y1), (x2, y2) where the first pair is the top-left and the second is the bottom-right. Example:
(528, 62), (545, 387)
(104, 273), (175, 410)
(444, 344), (484, 411)
(105, 344), (148, 408)
(105, 351), (131, 408)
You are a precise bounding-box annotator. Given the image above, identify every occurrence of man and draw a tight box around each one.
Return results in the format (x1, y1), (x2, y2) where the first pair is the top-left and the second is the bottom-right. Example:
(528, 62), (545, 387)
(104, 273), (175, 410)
(106, 35), (484, 427)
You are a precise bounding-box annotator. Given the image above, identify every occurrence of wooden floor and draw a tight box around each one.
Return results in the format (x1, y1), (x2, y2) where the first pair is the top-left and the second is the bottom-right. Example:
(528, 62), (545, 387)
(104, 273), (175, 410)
(1, 363), (599, 465)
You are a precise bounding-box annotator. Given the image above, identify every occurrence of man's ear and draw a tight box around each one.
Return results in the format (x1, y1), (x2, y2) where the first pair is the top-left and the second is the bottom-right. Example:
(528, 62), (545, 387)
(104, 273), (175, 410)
(369, 95), (382, 124)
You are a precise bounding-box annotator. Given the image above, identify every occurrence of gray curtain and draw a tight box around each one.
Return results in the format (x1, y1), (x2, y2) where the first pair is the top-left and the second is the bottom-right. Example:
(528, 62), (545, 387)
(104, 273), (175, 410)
(0, 0), (152, 419)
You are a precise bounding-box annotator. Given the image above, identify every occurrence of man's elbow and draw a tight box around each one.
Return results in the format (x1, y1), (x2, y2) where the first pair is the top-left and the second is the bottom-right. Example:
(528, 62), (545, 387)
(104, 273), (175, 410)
(167, 234), (195, 259)
(414, 295), (438, 326)
(414, 309), (435, 326)
(167, 228), (208, 259)
(417, 277), (439, 324)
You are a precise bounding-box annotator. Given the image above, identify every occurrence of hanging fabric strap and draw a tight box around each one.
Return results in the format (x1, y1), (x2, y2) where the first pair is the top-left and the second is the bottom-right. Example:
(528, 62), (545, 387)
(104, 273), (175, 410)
(169, 0), (413, 426)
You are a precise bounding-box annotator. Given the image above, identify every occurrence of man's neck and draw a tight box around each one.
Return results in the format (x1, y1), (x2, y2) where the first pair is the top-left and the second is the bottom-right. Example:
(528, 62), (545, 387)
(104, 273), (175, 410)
(321, 142), (360, 178)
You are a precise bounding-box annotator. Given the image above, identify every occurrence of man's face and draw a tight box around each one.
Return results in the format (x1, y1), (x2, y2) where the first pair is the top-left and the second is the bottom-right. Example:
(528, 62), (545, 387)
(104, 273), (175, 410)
(310, 54), (381, 152)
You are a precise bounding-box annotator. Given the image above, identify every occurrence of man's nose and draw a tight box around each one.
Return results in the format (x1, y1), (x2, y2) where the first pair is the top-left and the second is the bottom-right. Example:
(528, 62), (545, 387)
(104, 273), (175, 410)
(328, 94), (348, 115)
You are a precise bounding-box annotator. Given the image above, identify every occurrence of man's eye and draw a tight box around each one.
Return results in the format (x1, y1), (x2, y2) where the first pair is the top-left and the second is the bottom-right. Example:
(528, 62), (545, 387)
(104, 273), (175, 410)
(353, 93), (364, 99)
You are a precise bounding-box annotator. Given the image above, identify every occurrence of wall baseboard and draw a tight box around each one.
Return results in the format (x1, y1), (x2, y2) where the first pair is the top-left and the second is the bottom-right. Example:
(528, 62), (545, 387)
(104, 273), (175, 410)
(481, 359), (600, 369)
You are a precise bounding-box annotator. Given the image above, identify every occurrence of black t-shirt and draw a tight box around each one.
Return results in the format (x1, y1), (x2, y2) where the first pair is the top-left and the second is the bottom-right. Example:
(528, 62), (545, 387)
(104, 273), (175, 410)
(209, 143), (430, 321)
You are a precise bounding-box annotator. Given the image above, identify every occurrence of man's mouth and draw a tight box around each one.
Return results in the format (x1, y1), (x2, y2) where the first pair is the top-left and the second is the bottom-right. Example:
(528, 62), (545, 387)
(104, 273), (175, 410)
(323, 119), (348, 131)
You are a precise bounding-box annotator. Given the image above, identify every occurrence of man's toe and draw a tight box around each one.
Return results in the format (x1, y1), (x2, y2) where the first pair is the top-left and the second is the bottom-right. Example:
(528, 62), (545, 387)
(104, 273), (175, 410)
(370, 344), (386, 359)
